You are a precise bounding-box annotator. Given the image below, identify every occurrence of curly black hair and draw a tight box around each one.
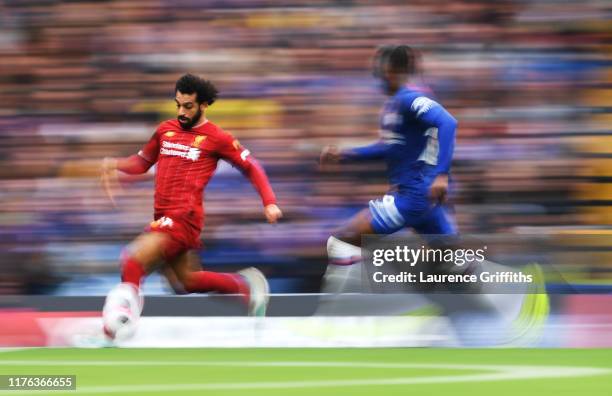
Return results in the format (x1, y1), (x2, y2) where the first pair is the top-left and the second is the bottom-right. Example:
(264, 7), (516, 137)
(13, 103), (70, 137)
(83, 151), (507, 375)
(373, 45), (420, 77)
(175, 73), (218, 105)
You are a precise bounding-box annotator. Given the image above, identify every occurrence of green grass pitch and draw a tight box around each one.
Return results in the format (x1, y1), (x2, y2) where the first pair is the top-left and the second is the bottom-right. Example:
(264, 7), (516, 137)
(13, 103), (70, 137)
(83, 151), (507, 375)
(1, 348), (611, 396)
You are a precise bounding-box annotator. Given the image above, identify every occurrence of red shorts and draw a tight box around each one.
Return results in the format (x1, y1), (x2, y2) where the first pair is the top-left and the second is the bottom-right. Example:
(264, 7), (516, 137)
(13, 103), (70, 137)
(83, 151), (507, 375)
(146, 211), (203, 261)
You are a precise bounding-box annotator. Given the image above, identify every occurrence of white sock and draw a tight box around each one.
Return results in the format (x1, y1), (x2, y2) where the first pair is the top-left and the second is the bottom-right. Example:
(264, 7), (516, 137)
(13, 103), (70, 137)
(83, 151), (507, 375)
(318, 237), (435, 316)
(321, 236), (363, 294)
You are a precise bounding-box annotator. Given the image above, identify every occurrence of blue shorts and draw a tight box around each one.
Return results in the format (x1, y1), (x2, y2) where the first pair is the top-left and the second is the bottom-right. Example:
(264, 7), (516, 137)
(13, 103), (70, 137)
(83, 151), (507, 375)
(368, 166), (457, 236)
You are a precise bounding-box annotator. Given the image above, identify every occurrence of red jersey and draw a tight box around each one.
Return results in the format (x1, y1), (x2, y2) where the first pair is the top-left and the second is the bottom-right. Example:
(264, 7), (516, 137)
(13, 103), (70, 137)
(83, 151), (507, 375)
(134, 119), (276, 230)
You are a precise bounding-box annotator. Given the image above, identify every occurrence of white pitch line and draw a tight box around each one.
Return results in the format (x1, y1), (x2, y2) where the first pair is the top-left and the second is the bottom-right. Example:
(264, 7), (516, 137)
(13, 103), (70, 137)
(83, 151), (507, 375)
(0, 360), (607, 372)
(0, 348), (26, 353)
(0, 361), (608, 395)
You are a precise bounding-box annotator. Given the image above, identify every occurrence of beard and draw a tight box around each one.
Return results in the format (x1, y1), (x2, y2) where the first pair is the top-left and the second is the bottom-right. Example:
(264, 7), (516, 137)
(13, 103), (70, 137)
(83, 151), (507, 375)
(177, 108), (203, 130)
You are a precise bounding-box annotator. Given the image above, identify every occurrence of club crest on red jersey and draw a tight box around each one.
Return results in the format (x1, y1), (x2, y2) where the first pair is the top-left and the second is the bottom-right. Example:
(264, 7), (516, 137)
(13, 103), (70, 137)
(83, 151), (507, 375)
(192, 135), (207, 148)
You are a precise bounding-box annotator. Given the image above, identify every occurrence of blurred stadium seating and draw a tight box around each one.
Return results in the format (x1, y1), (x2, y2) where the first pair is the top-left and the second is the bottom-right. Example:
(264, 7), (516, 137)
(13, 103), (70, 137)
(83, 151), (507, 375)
(0, 0), (610, 295)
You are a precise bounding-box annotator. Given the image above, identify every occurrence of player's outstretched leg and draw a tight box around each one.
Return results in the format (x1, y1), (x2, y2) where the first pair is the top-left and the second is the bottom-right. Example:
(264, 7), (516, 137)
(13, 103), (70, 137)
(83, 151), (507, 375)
(321, 193), (409, 297)
(238, 267), (270, 317)
(102, 232), (169, 341)
(316, 208), (377, 315)
(322, 208), (373, 293)
(120, 232), (170, 289)
(169, 251), (269, 316)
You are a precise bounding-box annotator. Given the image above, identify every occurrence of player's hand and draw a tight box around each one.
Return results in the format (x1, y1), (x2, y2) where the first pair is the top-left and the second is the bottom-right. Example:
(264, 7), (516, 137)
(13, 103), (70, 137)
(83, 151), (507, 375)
(264, 204), (283, 224)
(320, 145), (342, 165)
(100, 157), (121, 208)
(429, 174), (449, 204)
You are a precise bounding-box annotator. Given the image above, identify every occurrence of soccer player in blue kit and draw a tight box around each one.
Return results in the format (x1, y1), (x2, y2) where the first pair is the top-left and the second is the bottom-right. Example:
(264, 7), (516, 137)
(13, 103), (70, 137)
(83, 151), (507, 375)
(320, 45), (457, 269)
(318, 45), (548, 346)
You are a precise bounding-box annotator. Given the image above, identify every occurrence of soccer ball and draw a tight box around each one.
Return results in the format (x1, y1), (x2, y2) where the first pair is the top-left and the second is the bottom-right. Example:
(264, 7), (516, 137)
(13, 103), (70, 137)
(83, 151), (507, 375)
(102, 283), (143, 342)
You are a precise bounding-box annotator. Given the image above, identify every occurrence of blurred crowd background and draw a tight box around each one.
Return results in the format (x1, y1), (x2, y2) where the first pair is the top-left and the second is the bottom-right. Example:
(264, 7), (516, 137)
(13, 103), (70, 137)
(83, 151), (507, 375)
(0, 0), (610, 295)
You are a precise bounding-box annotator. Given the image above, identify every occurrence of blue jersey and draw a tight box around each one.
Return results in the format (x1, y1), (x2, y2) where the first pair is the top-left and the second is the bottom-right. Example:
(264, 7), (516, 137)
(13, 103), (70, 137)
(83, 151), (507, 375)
(343, 85), (457, 187)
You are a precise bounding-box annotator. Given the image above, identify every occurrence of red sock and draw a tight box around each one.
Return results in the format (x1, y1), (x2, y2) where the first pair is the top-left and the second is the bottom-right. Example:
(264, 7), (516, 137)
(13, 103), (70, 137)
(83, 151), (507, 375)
(121, 255), (146, 289)
(183, 271), (247, 295)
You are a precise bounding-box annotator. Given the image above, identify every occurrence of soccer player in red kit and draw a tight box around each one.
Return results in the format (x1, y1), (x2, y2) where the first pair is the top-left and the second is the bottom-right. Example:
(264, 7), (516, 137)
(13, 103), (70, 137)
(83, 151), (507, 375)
(100, 74), (282, 326)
